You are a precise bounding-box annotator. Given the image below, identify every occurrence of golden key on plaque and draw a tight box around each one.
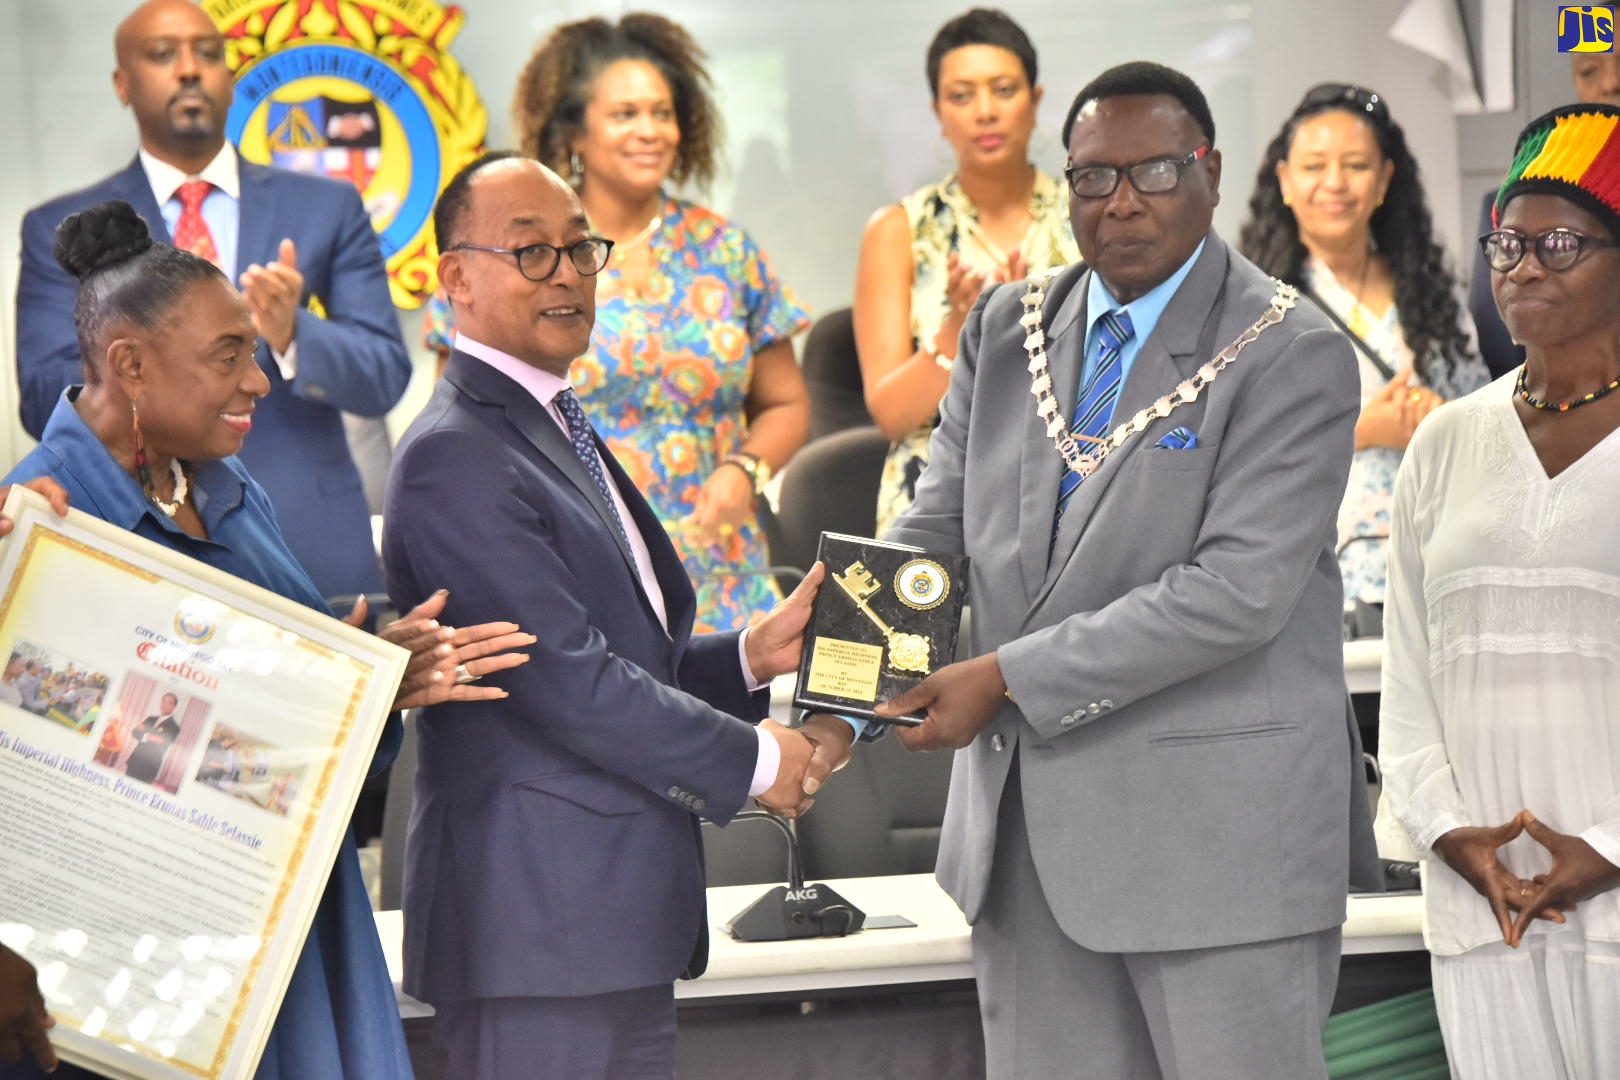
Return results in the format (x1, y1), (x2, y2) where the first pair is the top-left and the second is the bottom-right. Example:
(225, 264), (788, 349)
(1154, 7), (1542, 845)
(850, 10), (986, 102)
(832, 561), (931, 674)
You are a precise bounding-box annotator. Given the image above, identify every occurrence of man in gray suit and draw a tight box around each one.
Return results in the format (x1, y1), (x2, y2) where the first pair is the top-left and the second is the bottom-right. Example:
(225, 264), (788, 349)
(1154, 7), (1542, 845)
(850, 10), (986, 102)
(875, 62), (1382, 1078)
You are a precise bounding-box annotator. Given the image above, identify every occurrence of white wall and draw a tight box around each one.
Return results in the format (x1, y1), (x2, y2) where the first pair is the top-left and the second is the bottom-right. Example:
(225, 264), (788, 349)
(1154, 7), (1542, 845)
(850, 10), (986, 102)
(0, 0), (1476, 474)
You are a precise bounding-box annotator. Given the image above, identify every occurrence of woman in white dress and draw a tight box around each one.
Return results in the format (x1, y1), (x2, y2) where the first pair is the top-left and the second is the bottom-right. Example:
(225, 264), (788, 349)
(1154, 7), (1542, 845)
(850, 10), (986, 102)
(1379, 103), (1620, 1078)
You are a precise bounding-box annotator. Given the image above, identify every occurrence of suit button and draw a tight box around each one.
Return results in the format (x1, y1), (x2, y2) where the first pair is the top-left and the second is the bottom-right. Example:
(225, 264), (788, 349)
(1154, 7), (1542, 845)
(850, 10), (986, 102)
(1059, 713), (1076, 727)
(991, 734), (1006, 752)
(1100, 699), (1114, 710)
(668, 786), (681, 799)
(692, 798), (706, 811)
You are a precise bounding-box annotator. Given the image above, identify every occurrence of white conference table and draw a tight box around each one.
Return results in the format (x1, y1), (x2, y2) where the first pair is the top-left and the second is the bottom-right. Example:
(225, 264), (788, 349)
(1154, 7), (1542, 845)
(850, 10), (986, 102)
(375, 874), (1422, 1012)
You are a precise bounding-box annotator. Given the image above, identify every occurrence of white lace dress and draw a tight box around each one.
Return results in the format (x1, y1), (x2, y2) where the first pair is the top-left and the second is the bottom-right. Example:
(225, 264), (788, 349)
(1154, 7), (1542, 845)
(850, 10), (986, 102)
(1379, 372), (1620, 956)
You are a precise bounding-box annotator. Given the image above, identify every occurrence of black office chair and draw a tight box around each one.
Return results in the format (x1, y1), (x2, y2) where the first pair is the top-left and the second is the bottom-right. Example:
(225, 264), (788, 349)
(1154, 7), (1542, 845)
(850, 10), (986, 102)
(800, 307), (873, 442)
(795, 729), (955, 879)
(771, 425), (889, 584)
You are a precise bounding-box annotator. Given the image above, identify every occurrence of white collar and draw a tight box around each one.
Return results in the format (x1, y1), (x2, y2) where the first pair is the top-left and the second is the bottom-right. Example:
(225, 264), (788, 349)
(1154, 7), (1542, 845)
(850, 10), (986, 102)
(139, 142), (241, 205)
(454, 333), (573, 408)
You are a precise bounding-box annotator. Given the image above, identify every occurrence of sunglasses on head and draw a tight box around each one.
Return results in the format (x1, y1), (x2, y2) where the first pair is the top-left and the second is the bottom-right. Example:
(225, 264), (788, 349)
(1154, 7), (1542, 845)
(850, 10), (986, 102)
(1296, 83), (1389, 126)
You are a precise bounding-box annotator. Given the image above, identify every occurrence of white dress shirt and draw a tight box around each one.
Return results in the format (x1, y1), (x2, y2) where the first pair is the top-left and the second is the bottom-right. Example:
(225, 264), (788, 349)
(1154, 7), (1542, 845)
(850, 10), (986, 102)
(455, 334), (780, 795)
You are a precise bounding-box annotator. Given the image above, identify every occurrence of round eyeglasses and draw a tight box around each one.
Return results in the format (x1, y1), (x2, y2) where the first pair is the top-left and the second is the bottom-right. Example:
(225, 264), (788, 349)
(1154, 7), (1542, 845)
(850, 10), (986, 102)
(1479, 227), (1618, 273)
(1064, 145), (1210, 200)
(451, 237), (615, 281)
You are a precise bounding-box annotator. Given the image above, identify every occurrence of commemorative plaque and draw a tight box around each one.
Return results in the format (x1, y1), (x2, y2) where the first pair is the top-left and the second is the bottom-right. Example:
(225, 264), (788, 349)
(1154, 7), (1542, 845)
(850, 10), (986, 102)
(793, 532), (969, 725)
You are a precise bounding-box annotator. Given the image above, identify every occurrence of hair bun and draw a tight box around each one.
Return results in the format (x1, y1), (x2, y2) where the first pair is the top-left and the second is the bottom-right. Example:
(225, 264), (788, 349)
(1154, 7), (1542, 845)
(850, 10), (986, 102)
(53, 200), (155, 280)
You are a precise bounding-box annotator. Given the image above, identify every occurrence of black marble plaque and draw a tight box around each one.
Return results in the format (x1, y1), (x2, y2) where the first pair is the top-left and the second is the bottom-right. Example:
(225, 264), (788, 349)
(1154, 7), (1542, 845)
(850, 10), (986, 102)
(793, 532), (969, 725)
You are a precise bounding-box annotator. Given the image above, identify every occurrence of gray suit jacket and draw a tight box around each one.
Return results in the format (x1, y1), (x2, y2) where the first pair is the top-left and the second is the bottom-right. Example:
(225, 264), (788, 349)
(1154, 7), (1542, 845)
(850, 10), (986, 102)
(888, 233), (1382, 953)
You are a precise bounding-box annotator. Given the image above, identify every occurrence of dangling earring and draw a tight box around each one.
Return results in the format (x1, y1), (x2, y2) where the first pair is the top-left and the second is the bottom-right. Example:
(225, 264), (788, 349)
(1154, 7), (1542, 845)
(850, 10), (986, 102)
(132, 399), (153, 492)
(570, 151), (584, 188)
(131, 399), (187, 517)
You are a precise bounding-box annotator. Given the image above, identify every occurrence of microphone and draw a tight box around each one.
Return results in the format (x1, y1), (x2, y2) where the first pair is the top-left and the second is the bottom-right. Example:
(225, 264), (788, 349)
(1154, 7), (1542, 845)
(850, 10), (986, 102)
(722, 811), (866, 941)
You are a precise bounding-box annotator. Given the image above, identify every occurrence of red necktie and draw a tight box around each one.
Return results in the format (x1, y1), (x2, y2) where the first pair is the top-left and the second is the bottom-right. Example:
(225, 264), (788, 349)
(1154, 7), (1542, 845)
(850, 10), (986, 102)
(173, 179), (220, 267)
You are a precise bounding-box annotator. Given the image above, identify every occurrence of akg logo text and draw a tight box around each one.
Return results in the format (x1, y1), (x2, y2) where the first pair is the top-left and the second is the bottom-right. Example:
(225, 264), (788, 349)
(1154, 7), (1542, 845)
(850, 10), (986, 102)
(1559, 6), (1615, 52)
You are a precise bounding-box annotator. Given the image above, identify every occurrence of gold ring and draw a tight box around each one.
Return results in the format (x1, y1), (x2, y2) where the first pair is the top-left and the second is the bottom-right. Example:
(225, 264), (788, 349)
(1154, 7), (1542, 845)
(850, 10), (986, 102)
(454, 663), (481, 685)
(1408, 389), (1425, 402)
(1521, 886), (1530, 898)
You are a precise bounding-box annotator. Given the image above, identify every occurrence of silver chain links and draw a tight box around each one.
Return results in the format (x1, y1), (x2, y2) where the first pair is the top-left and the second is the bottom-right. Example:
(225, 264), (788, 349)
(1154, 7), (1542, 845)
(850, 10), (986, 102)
(1020, 268), (1298, 477)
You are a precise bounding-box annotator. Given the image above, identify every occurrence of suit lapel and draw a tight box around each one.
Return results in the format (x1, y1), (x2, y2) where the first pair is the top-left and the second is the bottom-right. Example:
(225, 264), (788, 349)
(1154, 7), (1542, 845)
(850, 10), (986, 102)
(112, 158), (173, 244)
(1037, 235), (1231, 603)
(235, 161), (280, 281)
(1016, 265), (1088, 599)
(445, 353), (639, 577)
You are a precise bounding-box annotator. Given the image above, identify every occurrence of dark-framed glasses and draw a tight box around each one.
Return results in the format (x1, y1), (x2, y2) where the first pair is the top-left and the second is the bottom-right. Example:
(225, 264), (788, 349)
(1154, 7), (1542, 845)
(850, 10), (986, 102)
(1479, 227), (1617, 273)
(1064, 145), (1210, 199)
(1297, 83), (1388, 126)
(451, 237), (614, 281)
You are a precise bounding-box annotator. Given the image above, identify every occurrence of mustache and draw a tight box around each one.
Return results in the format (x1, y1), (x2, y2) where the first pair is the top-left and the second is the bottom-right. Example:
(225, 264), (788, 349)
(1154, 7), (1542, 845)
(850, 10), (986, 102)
(169, 87), (215, 109)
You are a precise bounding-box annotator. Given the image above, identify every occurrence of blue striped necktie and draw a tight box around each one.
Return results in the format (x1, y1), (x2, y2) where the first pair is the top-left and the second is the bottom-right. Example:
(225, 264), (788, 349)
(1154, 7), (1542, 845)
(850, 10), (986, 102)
(1054, 309), (1134, 525)
(554, 387), (633, 550)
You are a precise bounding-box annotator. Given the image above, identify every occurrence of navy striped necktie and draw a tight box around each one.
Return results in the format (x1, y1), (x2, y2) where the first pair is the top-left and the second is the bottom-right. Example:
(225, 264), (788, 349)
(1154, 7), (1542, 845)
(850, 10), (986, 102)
(1054, 309), (1134, 525)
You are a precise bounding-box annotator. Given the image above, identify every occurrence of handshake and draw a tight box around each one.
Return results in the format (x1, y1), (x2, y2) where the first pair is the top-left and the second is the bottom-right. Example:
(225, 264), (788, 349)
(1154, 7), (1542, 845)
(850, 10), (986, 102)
(753, 714), (855, 818)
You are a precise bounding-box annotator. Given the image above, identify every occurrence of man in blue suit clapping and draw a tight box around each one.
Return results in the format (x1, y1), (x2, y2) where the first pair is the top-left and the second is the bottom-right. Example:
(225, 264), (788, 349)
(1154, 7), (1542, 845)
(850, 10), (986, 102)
(14, 0), (410, 603)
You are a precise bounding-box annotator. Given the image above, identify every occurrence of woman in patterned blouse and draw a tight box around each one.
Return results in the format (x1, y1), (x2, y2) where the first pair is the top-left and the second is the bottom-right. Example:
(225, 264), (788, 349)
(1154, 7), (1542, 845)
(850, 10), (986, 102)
(854, 8), (1079, 535)
(1238, 83), (1488, 606)
(426, 13), (810, 631)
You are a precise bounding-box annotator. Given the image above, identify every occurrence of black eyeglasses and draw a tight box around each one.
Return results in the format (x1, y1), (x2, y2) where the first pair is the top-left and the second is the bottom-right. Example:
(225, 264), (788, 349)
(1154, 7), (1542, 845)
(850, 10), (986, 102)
(1479, 227), (1618, 273)
(1064, 145), (1210, 199)
(1297, 83), (1388, 126)
(451, 237), (614, 281)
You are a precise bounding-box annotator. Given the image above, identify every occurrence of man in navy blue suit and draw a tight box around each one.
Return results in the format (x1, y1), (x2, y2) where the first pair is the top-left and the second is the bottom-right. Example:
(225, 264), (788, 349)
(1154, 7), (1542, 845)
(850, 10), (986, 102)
(382, 152), (855, 1079)
(14, 0), (409, 602)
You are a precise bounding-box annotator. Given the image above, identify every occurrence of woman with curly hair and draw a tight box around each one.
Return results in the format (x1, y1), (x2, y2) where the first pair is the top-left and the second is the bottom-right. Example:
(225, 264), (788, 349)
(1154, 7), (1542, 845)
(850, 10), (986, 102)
(855, 7), (1078, 534)
(1238, 84), (1488, 605)
(425, 13), (809, 631)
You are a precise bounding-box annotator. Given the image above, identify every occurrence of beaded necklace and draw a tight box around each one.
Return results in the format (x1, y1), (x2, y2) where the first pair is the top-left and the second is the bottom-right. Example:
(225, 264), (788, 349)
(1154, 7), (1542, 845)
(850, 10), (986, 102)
(1515, 363), (1620, 412)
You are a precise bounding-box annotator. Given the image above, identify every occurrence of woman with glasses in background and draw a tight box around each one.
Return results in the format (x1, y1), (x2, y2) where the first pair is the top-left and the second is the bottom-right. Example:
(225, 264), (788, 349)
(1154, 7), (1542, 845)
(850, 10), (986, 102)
(854, 7), (1078, 534)
(425, 13), (809, 631)
(1379, 104), (1620, 1078)
(1239, 83), (1487, 609)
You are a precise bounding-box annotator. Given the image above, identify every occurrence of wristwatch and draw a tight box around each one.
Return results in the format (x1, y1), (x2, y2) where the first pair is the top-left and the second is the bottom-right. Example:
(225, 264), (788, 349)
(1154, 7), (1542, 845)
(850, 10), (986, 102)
(722, 451), (771, 494)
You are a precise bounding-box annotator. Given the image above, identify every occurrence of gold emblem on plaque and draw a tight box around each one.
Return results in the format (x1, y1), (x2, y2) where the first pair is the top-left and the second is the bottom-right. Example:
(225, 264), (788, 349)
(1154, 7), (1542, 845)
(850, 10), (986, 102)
(832, 561), (931, 675)
(894, 559), (950, 611)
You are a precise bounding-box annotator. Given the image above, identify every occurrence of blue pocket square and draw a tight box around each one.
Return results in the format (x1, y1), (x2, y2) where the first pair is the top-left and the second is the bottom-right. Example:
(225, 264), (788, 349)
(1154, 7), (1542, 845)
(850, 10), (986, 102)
(1153, 426), (1199, 450)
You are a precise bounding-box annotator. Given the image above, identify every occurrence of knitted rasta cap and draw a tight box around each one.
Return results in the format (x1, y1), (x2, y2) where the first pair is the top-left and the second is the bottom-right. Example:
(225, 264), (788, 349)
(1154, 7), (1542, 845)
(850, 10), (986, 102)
(1495, 103), (1620, 238)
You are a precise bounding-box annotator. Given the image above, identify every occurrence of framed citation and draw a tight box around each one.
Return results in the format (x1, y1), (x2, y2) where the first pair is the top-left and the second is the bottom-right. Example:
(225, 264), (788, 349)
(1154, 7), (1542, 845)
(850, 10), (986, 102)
(792, 532), (969, 725)
(0, 488), (407, 1079)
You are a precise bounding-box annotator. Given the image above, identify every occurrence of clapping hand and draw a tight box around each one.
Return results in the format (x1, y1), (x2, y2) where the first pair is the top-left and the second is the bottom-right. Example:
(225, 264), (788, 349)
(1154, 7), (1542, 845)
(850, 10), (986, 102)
(884, 652), (1006, 751)
(239, 238), (304, 354)
(345, 591), (536, 711)
(1510, 811), (1620, 946)
(0, 943), (55, 1072)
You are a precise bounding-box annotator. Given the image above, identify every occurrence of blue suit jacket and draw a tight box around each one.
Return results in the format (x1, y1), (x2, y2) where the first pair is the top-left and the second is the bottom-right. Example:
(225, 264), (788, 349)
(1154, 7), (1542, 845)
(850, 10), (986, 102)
(382, 351), (768, 1003)
(15, 156), (411, 600)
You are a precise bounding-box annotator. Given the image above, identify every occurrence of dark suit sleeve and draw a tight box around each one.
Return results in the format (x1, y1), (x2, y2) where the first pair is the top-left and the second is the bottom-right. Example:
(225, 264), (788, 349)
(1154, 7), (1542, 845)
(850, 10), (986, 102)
(279, 183), (410, 416)
(15, 207), (83, 438)
(385, 426), (761, 823)
(1470, 189), (1523, 379)
(678, 630), (769, 721)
